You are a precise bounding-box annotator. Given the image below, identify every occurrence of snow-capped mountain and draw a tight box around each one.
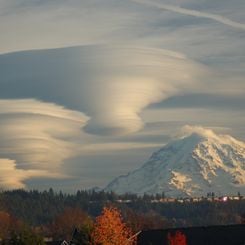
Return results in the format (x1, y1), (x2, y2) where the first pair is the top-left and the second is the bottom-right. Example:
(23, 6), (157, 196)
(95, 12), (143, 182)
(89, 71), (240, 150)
(105, 127), (245, 197)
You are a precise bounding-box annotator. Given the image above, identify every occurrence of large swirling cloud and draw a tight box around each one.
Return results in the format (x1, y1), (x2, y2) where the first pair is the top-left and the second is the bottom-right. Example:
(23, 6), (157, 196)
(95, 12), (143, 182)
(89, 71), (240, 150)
(0, 45), (208, 136)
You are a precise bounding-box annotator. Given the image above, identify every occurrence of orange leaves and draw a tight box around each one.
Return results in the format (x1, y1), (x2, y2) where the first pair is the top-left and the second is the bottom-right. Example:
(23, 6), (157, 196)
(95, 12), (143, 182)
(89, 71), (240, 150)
(167, 231), (187, 245)
(91, 206), (135, 245)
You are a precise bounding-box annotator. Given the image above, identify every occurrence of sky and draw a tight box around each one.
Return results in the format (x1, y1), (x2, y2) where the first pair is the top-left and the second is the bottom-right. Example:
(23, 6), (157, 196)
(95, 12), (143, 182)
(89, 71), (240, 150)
(0, 0), (244, 192)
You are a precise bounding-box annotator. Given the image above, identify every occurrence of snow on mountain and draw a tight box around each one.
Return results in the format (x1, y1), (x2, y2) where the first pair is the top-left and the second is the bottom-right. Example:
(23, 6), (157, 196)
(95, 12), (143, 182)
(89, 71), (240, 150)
(105, 126), (245, 197)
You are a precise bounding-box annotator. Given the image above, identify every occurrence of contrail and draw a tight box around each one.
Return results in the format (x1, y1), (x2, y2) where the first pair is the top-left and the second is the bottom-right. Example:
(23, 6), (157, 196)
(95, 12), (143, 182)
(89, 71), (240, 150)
(133, 0), (245, 31)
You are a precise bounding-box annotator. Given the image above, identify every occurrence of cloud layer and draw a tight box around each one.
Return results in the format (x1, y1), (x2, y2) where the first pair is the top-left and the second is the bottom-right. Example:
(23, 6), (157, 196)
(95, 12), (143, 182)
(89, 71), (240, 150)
(0, 158), (64, 189)
(133, 0), (245, 30)
(0, 99), (88, 188)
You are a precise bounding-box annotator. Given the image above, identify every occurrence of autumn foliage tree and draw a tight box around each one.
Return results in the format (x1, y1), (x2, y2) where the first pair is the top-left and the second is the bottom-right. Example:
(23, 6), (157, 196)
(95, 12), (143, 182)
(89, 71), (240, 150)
(0, 211), (18, 239)
(91, 206), (135, 245)
(50, 207), (93, 241)
(167, 231), (187, 245)
(0, 211), (44, 244)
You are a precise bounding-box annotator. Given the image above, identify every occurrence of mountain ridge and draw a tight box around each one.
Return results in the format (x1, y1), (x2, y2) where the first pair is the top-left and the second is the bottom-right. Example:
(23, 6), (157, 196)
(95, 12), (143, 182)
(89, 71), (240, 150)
(105, 126), (245, 197)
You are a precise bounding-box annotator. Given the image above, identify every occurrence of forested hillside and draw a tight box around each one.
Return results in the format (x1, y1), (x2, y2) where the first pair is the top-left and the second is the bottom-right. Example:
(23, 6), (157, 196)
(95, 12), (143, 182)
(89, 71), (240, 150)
(0, 189), (244, 227)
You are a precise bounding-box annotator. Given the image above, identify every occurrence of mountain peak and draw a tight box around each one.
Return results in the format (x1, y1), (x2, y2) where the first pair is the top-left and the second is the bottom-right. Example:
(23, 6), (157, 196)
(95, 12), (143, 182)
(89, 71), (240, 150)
(179, 125), (223, 141)
(105, 126), (245, 197)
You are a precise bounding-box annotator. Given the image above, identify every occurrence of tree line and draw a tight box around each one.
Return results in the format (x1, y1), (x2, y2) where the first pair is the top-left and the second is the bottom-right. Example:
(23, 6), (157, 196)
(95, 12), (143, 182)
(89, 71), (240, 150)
(0, 189), (244, 244)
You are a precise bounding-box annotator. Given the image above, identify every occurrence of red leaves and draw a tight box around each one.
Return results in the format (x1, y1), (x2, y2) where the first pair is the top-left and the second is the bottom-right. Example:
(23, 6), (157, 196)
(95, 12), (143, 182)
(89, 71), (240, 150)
(50, 207), (92, 241)
(167, 231), (187, 245)
(0, 211), (22, 239)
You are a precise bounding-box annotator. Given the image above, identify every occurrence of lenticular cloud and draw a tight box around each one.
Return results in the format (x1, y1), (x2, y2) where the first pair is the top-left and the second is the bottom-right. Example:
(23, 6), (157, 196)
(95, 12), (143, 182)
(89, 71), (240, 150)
(0, 158), (64, 189)
(0, 45), (207, 135)
(80, 46), (208, 135)
(0, 99), (89, 188)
